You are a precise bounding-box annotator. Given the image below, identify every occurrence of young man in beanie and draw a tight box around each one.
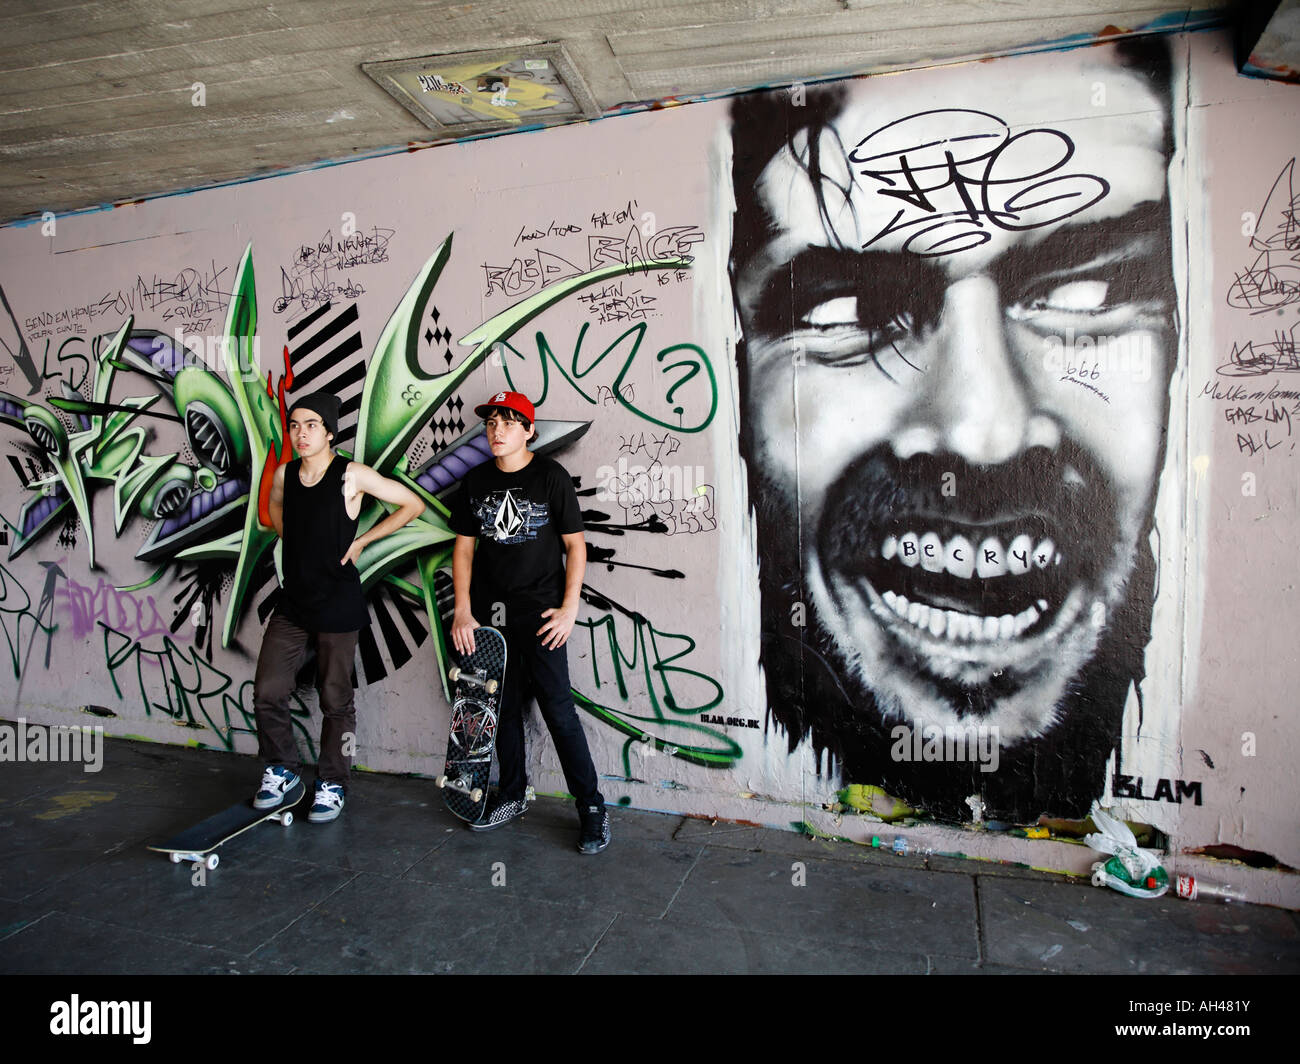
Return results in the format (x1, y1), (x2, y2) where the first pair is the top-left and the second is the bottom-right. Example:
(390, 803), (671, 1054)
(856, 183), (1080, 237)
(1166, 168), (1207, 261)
(252, 391), (425, 822)
(449, 391), (609, 854)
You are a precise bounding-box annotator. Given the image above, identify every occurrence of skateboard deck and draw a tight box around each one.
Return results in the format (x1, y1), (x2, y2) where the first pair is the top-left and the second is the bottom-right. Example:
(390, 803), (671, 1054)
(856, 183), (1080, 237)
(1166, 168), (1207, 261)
(437, 626), (507, 824)
(148, 780), (306, 869)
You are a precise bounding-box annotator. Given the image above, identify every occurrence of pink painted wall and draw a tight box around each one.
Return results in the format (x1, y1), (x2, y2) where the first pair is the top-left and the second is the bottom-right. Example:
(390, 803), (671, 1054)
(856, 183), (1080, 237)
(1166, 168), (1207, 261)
(0, 29), (1295, 903)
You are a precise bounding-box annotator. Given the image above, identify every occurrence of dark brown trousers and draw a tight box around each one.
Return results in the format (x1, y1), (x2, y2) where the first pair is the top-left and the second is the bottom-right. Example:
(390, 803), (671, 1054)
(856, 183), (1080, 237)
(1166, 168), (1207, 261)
(253, 613), (359, 785)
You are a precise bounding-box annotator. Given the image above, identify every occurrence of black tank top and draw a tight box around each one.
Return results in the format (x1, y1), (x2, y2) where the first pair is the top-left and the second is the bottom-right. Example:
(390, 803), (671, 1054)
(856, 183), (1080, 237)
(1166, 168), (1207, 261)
(278, 455), (368, 632)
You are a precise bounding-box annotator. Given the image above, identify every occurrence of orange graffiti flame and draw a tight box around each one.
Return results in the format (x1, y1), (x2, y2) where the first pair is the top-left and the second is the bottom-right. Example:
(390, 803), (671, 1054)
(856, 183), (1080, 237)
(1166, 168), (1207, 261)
(257, 344), (294, 527)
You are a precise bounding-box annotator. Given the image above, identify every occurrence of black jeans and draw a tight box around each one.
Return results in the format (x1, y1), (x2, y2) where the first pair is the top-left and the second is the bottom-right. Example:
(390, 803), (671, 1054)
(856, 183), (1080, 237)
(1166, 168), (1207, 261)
(253, 613), (359, 785)
(496, 611), (603, 811)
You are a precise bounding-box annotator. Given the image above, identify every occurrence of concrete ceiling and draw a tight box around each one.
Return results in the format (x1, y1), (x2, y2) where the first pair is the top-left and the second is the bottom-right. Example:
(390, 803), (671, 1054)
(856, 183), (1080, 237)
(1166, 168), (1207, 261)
(0, 0), (1238, 227)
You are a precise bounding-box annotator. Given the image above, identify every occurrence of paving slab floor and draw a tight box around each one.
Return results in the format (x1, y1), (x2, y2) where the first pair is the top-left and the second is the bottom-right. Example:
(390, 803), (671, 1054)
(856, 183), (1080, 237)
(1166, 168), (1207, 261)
(1, 735), (1297, 980)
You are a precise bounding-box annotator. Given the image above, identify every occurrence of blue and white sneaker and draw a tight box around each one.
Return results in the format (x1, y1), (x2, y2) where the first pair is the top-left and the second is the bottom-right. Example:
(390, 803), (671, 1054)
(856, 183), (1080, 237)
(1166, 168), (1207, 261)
(308, 780), (346, 823)
(253, 764), (300, 810)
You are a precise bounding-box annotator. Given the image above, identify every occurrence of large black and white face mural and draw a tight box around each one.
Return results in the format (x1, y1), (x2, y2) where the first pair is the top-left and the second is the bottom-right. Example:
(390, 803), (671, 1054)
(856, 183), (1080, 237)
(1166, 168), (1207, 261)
(731, 39), (1177, 822)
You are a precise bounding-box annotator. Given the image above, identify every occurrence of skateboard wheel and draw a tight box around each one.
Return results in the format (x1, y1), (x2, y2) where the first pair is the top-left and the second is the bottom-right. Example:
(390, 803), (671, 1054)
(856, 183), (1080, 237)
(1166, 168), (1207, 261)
(485, 679), (498, 695)
(206, 853), (219, 870)
(470, 788), (483, 802)
(436, 774), (447, 788)
(448, 667), (462, 683)
(170, 852), (182, 864)
(281, 811), (294, 827)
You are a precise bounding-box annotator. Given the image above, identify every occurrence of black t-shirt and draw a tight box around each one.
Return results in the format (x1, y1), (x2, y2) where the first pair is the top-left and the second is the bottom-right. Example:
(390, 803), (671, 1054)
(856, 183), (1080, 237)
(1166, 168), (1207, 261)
(449, 454), (584, 616)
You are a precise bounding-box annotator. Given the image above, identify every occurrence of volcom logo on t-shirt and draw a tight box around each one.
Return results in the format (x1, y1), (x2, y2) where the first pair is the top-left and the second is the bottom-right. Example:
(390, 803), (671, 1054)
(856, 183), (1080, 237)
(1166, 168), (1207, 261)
(473, 490), (548, 544)
(495, 492), (523, 538)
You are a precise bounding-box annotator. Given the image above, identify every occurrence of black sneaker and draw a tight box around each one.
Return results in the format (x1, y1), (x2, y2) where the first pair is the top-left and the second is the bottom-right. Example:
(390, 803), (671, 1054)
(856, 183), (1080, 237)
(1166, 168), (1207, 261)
(468, 795), (528, 832)
(578, 804), (610, 854)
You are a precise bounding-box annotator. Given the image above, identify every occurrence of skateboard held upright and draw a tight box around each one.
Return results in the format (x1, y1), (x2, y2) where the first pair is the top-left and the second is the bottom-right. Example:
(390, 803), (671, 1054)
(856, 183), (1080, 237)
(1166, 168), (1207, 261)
(437, 626), (507, 823)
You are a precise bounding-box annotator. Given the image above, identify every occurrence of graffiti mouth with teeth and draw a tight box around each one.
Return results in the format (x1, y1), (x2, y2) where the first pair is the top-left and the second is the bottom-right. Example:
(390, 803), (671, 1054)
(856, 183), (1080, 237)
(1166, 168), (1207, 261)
(872, 526), (1062, 644)
(805, 443), (1127, 740)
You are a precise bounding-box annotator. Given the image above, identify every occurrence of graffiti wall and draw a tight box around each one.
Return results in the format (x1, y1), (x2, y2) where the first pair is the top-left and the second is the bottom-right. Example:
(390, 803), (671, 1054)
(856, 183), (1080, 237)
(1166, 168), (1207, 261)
(1, 30), (1296, 885)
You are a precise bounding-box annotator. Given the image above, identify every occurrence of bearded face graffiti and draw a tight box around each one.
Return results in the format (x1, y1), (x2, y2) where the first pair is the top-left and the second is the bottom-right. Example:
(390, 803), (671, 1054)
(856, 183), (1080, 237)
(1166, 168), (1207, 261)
(731, 40), (1177, 821)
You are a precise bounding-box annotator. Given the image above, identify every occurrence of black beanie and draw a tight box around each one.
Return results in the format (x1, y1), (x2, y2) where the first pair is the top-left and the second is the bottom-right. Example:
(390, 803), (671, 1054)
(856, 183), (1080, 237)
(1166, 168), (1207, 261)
(291, 392), (340, 438)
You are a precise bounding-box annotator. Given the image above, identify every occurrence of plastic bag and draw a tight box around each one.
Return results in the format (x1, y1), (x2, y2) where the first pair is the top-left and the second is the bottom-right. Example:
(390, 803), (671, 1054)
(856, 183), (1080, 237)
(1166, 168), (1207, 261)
(1084, 803), (1169, 899)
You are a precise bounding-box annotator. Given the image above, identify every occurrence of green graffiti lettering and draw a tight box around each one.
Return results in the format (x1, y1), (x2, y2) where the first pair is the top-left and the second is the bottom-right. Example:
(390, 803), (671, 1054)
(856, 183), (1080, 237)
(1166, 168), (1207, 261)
(499, 324), (716, 433)
(573, 609), (736, 776)
(98, 622), (315, 756)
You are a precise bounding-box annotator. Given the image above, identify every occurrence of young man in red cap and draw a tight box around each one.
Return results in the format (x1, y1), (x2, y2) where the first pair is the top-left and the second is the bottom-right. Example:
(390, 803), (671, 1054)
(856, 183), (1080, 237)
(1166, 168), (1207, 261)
(449, 390), (609, 853)
(252, 391), (425, 822)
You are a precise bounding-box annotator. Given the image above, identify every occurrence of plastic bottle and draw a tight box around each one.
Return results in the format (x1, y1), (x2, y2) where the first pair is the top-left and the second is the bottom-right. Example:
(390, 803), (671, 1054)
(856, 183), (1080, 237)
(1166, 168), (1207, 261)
(870, 834), (933, 857)
(1175, 873), (1241, 903)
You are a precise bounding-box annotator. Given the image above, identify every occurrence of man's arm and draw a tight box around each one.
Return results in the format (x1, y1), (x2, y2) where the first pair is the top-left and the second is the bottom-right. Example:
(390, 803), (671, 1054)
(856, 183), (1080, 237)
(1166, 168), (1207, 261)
(268, 464), (286, 537)
(538, 531), (585, 650)
(451, 533), (478, 655)
(339, 461), (425, 566)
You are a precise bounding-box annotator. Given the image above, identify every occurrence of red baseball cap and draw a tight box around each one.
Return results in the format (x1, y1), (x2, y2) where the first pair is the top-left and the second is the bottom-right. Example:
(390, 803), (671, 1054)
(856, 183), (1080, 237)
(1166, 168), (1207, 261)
(475, 390), (535, 424)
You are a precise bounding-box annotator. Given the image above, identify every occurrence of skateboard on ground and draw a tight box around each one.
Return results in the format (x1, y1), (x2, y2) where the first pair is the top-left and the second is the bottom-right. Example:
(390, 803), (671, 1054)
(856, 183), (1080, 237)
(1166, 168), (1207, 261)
(437, 626), (507, 824)
(147, 780), (306, 869)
